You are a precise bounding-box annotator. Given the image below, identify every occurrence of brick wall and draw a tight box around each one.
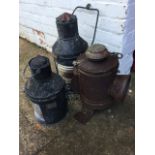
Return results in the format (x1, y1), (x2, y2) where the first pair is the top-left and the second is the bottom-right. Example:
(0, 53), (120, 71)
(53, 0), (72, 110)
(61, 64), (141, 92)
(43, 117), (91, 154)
(19, 0), (135, 74)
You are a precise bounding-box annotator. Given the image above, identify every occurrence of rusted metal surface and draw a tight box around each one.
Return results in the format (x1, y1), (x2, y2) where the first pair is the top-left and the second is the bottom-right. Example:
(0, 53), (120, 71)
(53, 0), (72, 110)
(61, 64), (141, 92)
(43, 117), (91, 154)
(78, 54), (119, 74)
(85, 44), (110, 60)
(59, 12), (72, 22)
(56, 12), (78, 39)
(78, 65), (117, 109)
(72, 44), (130, 123)
(109, 75), (131, 102)
(74, 106), (94, 124)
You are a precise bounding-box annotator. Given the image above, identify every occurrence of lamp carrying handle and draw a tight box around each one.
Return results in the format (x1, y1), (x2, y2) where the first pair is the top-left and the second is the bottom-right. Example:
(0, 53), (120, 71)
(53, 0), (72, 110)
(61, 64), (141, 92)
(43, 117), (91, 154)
(72, 3), (99, 45)
(22, 62), (41, 81)
(22, 64), (29, 81)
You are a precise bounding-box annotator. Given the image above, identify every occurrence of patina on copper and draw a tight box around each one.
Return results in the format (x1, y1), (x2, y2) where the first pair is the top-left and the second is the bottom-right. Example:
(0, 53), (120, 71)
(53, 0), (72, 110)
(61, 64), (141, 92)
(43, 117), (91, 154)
(72, 44), (130, 123)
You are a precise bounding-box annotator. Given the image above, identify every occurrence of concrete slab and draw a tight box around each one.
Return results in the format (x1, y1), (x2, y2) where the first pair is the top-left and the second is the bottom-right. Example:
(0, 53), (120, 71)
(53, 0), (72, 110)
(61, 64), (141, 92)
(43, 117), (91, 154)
(19, 38), (135, 155)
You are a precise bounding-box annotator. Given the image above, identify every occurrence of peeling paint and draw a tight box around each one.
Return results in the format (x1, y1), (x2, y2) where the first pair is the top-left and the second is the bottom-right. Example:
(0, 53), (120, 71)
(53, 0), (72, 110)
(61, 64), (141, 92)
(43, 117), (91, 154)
(32, 29), (45, 39)
(39, 38), (46, 45)
(32, 29), (47, 45)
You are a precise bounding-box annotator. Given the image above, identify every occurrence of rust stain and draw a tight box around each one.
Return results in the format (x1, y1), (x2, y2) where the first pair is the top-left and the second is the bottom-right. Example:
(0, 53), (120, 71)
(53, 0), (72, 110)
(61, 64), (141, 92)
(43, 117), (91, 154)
(32, 29), (45, 39)
(32, 29), (46, 45)
(34, 123), (42, 130)
(39, 38), (46, 45)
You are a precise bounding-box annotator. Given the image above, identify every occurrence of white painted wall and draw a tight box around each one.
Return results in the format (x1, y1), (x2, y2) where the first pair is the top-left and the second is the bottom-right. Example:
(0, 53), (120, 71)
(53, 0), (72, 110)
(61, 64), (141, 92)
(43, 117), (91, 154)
(19, 0), (135, 74)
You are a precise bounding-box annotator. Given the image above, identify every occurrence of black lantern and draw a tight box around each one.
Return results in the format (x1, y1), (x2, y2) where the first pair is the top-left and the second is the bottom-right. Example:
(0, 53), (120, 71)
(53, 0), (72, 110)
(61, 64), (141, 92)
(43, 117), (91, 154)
(52, 12), (88, 89)
(24, 55), (68, 124)
(52, 4), (100, 91)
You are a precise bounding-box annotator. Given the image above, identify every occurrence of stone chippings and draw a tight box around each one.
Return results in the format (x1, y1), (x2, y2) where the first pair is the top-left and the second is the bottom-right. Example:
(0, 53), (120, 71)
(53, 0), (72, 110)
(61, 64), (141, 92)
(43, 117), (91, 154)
(19, 38), (135, 155)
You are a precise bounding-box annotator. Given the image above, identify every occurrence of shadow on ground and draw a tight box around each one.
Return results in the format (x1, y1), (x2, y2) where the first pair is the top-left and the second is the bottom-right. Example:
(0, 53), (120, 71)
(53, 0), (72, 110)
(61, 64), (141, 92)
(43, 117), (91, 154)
(19, 38), (135, 155)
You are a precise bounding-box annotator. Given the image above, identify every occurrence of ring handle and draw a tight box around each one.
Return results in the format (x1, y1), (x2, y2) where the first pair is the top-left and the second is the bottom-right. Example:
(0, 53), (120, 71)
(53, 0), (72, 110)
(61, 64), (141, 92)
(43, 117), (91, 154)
(110, 52), (123, 59)
(22, 61), (42, 81)
(116, 53), (123, 59)
(22, 64), (29, 81)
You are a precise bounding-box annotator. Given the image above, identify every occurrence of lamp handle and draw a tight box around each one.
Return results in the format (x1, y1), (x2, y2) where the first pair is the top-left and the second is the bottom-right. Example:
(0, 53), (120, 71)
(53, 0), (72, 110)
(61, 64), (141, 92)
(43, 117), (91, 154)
(72, 3), (99, 45)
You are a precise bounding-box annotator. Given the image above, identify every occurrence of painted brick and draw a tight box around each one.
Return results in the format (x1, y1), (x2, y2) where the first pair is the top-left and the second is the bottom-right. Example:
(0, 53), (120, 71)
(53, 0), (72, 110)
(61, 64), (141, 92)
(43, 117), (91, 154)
(77, 34), (122, 53)
(20, 24), (57, 51)
(88, 1), (128, 18)
(123, 30), (135, 46)
(75, 11), (126, 34)
(19, 11), (56, 27)
(92, 0), (129, 3)
(122, 40), (134, 55)
(51, 0), (86, 10)
(20, 31), (40, 46)
(20, 24), (33, 34)
(122, 30), (135, 54)
(124, 18), (134, 34)
(78, 23), (123, 47)
(118, 53), (133, 74)
(126, 2), (135, 19)
(20, 0), (129, 6)
(20, 3), (72, 17)
(19, 0), (135, 74)
(19, 17), (58, 36)
(52, 0), (128, 18)
(19, 0), (52, 6)
(122, 0), (135, 54)
(96, 29), (123, 47)
(98, 17), (126, 34)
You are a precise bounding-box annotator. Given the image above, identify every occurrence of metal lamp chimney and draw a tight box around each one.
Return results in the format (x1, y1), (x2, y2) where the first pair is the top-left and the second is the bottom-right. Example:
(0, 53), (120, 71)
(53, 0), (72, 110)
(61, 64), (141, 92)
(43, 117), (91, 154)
(52, 12), (88, 90)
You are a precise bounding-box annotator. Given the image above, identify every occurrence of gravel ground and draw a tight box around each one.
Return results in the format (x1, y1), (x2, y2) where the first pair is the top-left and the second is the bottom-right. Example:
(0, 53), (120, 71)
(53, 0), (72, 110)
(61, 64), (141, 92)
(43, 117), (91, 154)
(19, 38), (135, 155)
